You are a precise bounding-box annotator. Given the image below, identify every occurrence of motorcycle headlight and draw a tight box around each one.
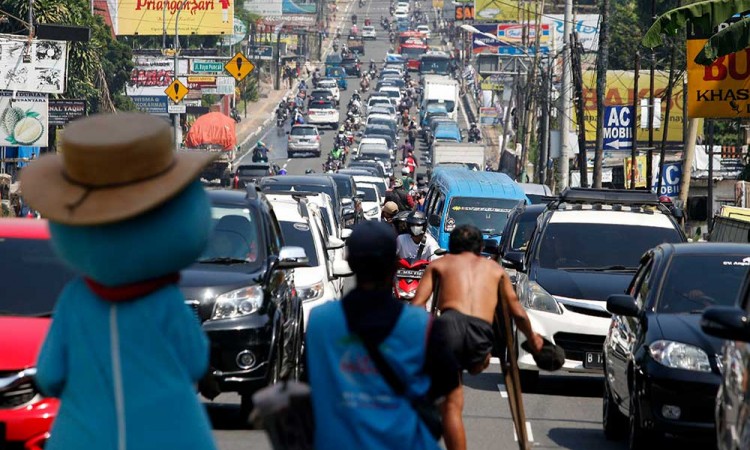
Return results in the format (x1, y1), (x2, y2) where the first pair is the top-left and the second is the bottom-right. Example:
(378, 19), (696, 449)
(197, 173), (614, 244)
(212, 286), (264, 319)
(649, 340), (712, 372)
(297, 281), (325, 302)
(519, 281), (561, 314)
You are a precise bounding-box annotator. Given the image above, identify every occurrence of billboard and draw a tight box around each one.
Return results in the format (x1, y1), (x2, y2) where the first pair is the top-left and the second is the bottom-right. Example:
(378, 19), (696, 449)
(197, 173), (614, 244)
(115, 0), (233, 36)
(687, 39), (750, 118)
(474, 0), (537, 22)
(544, 14), (599, 52)
(471, 23), (550, 55)
(579, 70), (687, 143)
(243, 0), (316, 16)
(0, 92), (49, 148)
(131, 95), (169, 115)
(49, 100), (87, 126)
(126, 56), (188, 97)
(0, 34), (68, 94)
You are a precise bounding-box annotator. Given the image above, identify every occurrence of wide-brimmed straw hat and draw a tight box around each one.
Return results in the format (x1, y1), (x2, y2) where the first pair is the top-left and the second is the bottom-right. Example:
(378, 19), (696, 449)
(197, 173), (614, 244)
(20, 113), (216, 226)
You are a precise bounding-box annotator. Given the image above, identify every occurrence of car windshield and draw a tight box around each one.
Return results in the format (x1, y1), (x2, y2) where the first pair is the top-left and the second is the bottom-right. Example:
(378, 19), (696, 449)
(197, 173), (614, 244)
(279, 221), (320, 267)
(0, 237), (77, 316)
(360, 186), (378, 202)
(379, 90), (400, 98)
(420, 58), (450, 74)
(238, 167), (268, 177)
(445, 197), (519, 235)
(369, 99), (391, 106)
(332, 177), (354, 197)
(310, 101), (334, 109)
(427, 99), (456, 113)
(538, 222), (682, 270)
(657, 254), (749, 313)
(197, 205), (265, 269)
(510, 213), (541, 251)
(401, 46), (427, 57)
(291, 127), (317, 136)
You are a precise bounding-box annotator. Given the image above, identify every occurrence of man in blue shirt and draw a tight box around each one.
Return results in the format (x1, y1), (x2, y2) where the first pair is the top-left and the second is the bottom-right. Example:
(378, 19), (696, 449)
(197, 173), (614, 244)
(306, 222), (458, 449)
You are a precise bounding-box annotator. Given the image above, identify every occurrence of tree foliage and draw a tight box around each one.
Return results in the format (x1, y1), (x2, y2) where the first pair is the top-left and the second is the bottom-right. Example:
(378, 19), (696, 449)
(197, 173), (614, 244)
(609, 0), (643, 69)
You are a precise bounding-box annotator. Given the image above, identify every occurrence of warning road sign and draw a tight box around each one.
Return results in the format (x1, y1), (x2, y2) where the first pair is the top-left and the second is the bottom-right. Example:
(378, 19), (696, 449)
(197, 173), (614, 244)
(225, 52), (255, 82)
(603, 106), (634, 150)
(165, 78), (188, 104)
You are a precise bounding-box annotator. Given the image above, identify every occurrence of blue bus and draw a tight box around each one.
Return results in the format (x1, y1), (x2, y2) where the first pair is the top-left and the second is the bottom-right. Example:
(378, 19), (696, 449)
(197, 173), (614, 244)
(423, 168), (529, 249)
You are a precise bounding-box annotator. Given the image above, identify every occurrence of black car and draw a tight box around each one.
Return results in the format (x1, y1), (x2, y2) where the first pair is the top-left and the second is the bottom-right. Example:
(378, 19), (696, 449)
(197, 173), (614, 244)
(260, 175), (344, 230)
(233, 163), (279, 189)
(702, 267), (750, 450)
(329, 173), (364, 228)
(364, 124), (396, 142)
(180, 187), (307, 418)
(341, 56), (361, 77)
(498, 203), (546, 284)
(504, 188), (686, 386)
(604, 243), (750, 448)
(347, 35), (365, 54)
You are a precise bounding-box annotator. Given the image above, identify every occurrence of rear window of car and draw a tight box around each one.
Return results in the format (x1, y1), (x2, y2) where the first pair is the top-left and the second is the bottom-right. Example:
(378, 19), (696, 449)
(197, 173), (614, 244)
(0, 237), (76, 316)
(279, 221), (319, 267)
(318, 81), (336, 89)
(238, 167), (268, 177)
(656, 254), (749, 313)
(360, 144), (387, 153)
(291, 127), (317, 136)
(310, 101), (334, 109)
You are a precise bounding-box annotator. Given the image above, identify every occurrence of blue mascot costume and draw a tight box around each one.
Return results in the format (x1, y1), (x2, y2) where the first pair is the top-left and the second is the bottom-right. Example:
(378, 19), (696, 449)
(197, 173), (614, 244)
(20, 113), (219, 450)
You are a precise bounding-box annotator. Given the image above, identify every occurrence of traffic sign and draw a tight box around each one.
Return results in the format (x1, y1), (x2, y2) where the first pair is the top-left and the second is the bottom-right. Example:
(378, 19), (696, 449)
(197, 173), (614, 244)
(190, 60), (224, 74)
(603, 106), (634, 150)
(653, 162), (682, 197)
(165, 78), (188, 104)
(225, 52), (255, 81)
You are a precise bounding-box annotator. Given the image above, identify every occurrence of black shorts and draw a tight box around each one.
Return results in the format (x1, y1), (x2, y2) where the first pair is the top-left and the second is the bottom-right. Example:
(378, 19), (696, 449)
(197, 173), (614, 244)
(434, 309), (495, 371)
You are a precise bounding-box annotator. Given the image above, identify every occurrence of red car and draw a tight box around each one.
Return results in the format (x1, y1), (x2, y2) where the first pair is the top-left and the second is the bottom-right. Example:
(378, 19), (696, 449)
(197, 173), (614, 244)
(0, 219), (75, 450)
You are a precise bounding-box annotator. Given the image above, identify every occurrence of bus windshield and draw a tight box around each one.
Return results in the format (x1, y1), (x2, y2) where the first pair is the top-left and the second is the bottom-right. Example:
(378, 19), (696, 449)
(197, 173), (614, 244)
(401, 46), (427, 58)
(420, 57), (450, 74)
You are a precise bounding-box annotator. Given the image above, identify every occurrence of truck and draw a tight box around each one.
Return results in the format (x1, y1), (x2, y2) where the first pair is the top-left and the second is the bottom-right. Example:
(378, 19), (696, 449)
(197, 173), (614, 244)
(430, 142), (486, 172)
(183, 112), (237, 186)
(420, 75), (459, 123)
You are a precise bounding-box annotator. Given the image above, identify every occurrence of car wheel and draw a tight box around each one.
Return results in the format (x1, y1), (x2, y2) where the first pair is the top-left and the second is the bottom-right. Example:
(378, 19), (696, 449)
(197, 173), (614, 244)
(628, 393), (660, 450)
(518, 369), (539, 391)
(290, 317), (305, 381)
(268, 337), (282, 386)
(603, 378), (628, 440)
(239, 393), (254, 426)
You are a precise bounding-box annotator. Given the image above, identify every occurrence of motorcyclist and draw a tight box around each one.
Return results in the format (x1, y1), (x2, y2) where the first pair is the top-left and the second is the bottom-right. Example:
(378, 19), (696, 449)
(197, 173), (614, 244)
(360, 76), (369, 91)
(278, 168), (287, 175)
(331, 145), (344, 161)
(369, 59), (377, 72)
(252, 141), (269, 162)
(403, 150), (418, 176)
(396, 211), (441, 261)
(469, 122), (481, 143)
(294, 109), (305, 125)
(312, 68), (321, 86)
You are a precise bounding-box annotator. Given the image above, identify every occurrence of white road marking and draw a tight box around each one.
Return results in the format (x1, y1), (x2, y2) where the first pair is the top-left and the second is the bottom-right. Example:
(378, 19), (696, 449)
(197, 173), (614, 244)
(496, 384), (508, 398)
(512, 422), (534, 443)
(281, 158), (291, 170)
(490, 357), (501, 364)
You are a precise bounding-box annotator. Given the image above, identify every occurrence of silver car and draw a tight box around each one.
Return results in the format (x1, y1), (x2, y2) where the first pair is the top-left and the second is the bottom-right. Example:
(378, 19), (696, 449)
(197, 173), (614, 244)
(287, 125), (321, 157)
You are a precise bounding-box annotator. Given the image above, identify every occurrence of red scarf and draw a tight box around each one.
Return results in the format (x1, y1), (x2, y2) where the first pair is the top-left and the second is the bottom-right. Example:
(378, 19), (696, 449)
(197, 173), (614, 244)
(85, 273), (180, 302)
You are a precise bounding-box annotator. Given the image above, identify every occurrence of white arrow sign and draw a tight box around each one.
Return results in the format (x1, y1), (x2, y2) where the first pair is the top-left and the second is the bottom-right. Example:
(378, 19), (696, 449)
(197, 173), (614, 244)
(604, 139), (632, 150)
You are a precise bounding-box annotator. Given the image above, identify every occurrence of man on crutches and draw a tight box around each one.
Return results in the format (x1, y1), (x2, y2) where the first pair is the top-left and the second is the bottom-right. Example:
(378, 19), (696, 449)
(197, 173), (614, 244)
(413, 225), (548, 450)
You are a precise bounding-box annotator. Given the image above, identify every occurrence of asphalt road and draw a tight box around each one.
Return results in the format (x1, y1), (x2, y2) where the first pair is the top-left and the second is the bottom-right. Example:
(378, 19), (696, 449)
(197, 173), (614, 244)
(213, 1), (709, 448)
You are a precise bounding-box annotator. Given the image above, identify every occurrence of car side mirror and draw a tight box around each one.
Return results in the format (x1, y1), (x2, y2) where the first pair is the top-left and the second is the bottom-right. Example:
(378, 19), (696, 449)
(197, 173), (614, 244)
(701, 306), (750, 342)
(482, 239), (500, 256)
(672, 207), (684, 219)
(327, 236), (346, 250)
(277, 246), (310, 269)
(434, 248), (448, 256)
(606, 294), (639, 317)
(332, 259), (354, 277)
(319, 130), (325, 135)
(428, 214), (440, 227)
(341, 198), (353, 206)
(341, 228), (353, 240)
(501, 251), (524, 271)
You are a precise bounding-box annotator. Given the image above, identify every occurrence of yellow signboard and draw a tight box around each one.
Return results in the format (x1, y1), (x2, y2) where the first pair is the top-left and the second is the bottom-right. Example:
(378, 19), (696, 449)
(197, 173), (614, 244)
(623, 155), (649, 188)
(116, 0), (233, 36)
(432, 0), (444, 8)
(165, 78), (188, 104)
(686, 39), (750, 118)
(474, 0), (534, 22)
(580, 70), (688, 143)
(225, 52), (255, 81)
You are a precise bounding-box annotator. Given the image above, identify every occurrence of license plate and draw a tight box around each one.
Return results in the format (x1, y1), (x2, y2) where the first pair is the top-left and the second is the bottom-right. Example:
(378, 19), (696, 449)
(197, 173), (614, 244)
(584, 352), (603, 369)
(396, 269), (424, 279)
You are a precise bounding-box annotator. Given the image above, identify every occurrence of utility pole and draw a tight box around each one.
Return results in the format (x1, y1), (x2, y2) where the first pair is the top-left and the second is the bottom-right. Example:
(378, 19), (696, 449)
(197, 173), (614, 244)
(537, 55), (551, 184)
(571, 33), (587, 187)
(647, 0), (657, 186)
(630, 51), (640, 189)
(655, 42), (677, 195)
(560, 0), (573, 189)
(173, 0), (189, 152)
(593, 0), (609, 188)
(707, 120), (715, 231)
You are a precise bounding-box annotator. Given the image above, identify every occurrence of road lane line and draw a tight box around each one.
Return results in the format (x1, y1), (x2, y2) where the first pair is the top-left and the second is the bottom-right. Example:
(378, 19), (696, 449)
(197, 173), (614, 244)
(512, 422), (534, 443)
(496, 384), (508, 398)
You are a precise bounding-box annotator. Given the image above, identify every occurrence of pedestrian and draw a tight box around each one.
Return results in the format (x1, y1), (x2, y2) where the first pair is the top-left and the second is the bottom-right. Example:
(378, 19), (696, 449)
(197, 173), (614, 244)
(391, 178), (413, 210)
(306, 221), (459, 450)
(404, 151), (418, 176)
(413, 225), (546, 450)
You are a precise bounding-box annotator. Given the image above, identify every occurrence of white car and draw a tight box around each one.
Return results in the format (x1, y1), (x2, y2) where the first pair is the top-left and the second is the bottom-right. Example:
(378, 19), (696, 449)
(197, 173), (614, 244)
(304, 192), (352, 293)
(352, 175), (387, 200)
(316, 79), (340, 103)
(377, 86), (403, 106)
(357, 183), (383, 221)
(358, 137), (394, 162)
(362, 26), (377, 40)
(416, 25), (431, 39)
(307, 99), (339, 129)
(367, 96), (393, 114)
(267, 194), (352, 328)
(367, 105), (398, 121)
(394, 10), (408, 19)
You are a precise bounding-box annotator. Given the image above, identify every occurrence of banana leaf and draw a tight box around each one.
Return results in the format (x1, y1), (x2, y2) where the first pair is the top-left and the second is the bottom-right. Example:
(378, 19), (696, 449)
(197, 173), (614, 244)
(695, 16), (750, 63)
(642, 0), (750, 48)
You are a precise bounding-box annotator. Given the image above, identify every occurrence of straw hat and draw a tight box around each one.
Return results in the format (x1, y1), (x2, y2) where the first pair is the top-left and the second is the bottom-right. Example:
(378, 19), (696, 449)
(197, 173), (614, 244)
(20, 113), (216, 226)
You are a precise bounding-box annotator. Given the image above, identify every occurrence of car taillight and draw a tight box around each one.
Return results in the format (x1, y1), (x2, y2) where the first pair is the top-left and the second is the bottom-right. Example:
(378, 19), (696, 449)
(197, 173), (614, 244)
(233, 176), (239, 189)
(316, 135), (320, 141)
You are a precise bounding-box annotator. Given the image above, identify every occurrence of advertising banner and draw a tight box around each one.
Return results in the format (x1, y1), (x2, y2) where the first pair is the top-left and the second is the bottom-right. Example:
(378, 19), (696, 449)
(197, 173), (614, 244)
(653, 162), (682, 197)
(131, 95), (169, 114)
(471, 23), (550, 55)
(623, 155), (649, 188)
(474, 0), (526, 22)
(580, 70), (687, 143)
(687, 39), (750, 118)
(49, 100), (87, 126)
(126, 56), (188, 96)
(544, 14), (599, 52)
(243, 0), (316, 16)
(0, 92), (49, 148)
(116, 0), (233, 36)
(222, 18), (248, 46)
(0, 35), (68, 94)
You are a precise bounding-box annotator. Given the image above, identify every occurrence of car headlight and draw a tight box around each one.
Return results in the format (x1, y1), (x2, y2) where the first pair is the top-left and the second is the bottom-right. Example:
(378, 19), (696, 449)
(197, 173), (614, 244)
(649, 340), (712, 372)
(297, 281), (325, 302)
(518, 280), (561, 314)
(366, 206), (379, 216)
(212, 286), (264, 319)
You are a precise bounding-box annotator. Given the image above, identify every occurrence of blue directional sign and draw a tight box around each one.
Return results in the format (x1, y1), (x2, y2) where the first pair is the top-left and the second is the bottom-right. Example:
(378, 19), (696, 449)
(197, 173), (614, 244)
(603, 106), (634, 151)
(652, 162), (682, 197)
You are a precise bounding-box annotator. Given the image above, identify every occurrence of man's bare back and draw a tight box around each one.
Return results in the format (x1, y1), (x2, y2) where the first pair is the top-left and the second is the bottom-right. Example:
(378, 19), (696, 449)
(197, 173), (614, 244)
(414, 252), (503, 324)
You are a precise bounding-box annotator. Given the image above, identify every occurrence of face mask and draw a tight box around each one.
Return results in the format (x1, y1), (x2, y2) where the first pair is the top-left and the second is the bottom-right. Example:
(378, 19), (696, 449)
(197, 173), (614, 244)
(410, 225), (425, 236)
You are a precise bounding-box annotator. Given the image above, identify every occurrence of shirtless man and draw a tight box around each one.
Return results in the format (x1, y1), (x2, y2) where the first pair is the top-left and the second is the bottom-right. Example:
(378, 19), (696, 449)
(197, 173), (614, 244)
(413, 225), (543, 450)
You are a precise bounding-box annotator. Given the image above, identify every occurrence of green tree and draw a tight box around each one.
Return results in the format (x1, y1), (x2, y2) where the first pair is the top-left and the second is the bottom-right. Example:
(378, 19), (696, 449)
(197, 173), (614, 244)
(609, 0), (643, 69)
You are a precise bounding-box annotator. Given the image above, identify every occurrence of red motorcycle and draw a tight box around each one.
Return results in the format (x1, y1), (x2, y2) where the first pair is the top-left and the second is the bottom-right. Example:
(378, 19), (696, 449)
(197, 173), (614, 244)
(393, 257), (430, 301)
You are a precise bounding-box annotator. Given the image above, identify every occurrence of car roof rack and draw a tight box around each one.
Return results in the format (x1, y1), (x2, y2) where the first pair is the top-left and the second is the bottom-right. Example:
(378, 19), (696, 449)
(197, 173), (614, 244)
(245, 183), (262, 199)
(265, 191), (313, 218)
(553, 188), (660, 206)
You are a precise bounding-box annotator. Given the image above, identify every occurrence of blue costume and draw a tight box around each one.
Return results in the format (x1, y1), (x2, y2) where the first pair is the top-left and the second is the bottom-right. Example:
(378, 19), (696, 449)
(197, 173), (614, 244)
(306, 301), (439, 450)
(36, 182), (218, 450)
